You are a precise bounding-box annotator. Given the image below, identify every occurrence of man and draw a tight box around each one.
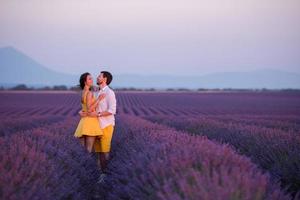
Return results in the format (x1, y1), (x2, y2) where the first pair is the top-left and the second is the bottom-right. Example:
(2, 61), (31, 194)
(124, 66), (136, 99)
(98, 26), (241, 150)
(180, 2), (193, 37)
(94, 71), (116, 178)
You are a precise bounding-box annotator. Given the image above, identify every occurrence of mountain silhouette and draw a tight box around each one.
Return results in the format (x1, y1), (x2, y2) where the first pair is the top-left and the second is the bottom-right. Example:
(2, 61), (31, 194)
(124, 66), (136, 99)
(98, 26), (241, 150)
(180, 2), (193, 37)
(0, 46), (77, 87)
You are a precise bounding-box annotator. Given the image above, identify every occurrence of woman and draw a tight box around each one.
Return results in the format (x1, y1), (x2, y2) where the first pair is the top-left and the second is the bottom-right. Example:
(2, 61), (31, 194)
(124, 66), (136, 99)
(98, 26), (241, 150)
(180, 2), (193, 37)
(74, 72), (105, 153)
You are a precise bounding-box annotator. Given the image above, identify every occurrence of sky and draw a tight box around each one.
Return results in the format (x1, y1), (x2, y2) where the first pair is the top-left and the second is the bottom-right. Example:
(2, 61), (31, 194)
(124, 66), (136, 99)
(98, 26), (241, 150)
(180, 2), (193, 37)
(0, 0), (299, 76)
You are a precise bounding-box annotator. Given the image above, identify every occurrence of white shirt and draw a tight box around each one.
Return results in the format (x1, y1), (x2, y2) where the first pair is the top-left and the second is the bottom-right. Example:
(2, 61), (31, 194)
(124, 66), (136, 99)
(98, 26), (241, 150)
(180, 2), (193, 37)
(97, 85), (117, 129)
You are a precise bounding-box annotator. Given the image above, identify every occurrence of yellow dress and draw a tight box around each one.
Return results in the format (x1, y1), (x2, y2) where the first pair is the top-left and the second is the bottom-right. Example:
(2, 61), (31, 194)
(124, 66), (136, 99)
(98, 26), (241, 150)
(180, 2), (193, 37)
(74, 92), (103, 137)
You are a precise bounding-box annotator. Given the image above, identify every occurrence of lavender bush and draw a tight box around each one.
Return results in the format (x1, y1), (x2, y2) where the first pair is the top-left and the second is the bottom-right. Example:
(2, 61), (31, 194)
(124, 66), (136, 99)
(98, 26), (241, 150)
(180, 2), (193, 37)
(97, 115), (291, 200)
(0, 117), (100, 200)
(0, 116), (63, 137)
(116, 91), (300, 196)
(145, 115), (300, 196)
(1, 91), (299, 199)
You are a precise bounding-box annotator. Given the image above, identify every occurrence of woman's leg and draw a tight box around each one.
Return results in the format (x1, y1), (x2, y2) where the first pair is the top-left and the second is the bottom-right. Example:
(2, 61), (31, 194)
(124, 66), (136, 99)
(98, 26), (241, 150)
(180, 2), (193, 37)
(86, 136), (96, 153)
(97, 153), (101, 169)
(79, 136), (86, 147)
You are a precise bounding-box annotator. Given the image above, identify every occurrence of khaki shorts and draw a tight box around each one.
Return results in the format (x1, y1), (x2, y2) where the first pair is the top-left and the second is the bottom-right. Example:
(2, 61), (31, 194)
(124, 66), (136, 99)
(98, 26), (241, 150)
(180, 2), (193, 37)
(94, 125), (114, 153)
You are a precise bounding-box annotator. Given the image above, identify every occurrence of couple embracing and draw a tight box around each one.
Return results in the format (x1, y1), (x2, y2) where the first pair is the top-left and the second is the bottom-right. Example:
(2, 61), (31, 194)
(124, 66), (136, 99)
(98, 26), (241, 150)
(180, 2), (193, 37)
(74, 71), (116, 181)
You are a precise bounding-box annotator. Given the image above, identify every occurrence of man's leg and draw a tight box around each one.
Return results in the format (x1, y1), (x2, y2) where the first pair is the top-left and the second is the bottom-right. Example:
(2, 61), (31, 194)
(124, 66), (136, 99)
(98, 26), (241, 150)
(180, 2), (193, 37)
(99, 125), (114, 173)
(94, 137), (102, 169)
(99, 152), (109, 173)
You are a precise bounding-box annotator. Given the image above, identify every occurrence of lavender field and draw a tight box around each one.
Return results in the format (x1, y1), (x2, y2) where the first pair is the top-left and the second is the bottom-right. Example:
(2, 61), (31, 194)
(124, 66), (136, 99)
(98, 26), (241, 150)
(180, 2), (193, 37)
(0, 91), (299, 200)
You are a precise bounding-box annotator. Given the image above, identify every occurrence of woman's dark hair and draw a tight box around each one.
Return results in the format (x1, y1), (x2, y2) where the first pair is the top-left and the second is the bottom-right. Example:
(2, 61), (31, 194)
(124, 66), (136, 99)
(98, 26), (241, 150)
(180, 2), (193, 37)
(79, 72), (90, 90)
(101, 71), (113, 85)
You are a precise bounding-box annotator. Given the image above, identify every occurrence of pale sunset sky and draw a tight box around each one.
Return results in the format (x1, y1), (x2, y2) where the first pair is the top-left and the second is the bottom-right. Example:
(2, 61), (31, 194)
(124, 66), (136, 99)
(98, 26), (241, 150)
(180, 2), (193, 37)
(0, 0), (299, 76)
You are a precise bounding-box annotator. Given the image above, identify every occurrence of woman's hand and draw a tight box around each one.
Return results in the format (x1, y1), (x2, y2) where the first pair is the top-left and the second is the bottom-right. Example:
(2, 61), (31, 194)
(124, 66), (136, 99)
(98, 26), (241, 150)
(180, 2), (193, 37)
(97, 93), (106, 102)
(79, 110), (88, 117)
(88, 111), (98, 117)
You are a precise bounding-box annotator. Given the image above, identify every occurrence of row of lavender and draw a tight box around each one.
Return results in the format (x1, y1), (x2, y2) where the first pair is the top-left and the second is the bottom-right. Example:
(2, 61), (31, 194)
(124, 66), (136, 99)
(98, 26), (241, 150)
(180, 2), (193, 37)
(0, 116), (64, 137)
(117, 92), (300, 196)
(117, 91), (300, 115)
(145, 115), (300, 196)
(0, 92), (81, 118)
(97, 115), (291, 200)
(0, 114), (294, 200)
(2, 91), (299, 118)
(1, 91), (299, 199)
(0, 116), (100, 200)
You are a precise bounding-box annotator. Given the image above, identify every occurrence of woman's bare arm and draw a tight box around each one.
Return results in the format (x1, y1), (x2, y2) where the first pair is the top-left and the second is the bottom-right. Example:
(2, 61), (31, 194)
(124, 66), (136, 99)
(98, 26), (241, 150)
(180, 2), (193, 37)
(86, 91), (97, 113)
(86, 92), (106, 113)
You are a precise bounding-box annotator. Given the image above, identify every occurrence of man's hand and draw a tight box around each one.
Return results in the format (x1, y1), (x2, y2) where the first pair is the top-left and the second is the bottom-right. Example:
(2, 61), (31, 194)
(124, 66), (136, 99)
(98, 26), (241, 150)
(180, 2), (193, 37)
(79, 110), (88, 117)
(97, 111), (112, 117)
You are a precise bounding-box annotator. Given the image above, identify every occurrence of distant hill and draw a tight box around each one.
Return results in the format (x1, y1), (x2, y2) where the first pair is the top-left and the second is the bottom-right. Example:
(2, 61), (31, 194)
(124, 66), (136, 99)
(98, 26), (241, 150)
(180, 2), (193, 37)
(1, 46), (300, 89)
(0, 46), (78, 87)
(114, 69), (300, 89)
